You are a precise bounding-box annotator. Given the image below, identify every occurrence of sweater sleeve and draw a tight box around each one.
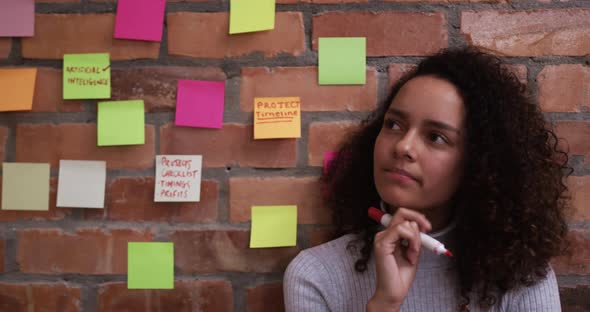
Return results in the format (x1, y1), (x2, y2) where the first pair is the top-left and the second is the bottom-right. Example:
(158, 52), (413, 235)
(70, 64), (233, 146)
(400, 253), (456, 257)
(508, 265), (561, 312)
(283, 250), (335, 312)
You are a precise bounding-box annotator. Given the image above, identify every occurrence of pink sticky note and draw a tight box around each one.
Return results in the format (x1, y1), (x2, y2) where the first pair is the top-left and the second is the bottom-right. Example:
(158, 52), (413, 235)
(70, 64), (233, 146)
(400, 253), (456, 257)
(323, 151), (337, 174)
(175, 80), (225, 129)
(0, 0), (34, 37)
(114, 0), (165, 42)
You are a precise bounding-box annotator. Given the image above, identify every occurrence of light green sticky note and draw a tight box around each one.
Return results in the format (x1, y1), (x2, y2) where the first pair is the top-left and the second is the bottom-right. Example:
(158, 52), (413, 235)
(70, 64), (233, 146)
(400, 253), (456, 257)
(1, 163), (50, 211)
(63, 53), (111, 100)
(229, 0), (275, 34)
(97, 100), (145, 146)
(127, 242), (174, 289)
(250, 205), (297, 248)
(318, 37), (366, 85)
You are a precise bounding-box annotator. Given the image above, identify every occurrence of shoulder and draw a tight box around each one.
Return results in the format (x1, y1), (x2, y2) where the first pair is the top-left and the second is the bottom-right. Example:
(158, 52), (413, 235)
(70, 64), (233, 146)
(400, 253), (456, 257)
(500, 264), (561, 311)
(285, 233), (361, 277)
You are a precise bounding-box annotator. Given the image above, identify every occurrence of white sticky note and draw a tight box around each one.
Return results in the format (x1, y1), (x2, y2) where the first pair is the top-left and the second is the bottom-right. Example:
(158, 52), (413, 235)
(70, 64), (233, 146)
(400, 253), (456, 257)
(56, 160), (107, 208)
(155, 155), (202, 202)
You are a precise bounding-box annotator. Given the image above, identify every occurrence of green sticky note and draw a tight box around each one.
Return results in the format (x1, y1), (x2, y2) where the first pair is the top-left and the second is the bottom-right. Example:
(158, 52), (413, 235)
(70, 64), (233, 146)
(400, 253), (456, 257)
(1, 163), (50, 211)
(63, 53), (111, 99)
(229, 0), (275, 34)
(97, 100), (145, 146)
(319, 37), (366, 85)
(128, 242), (174, 289)
(250, 205), (297, 248)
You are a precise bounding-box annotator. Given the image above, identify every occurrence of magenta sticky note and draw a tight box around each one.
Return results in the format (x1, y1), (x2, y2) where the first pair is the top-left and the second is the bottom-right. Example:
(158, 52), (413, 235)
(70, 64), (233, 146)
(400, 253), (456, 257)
(175, 80), (225, 129)
(0, 0), (34, 37)
(114, 0), (165, 42)
(323, 151), (337, 174)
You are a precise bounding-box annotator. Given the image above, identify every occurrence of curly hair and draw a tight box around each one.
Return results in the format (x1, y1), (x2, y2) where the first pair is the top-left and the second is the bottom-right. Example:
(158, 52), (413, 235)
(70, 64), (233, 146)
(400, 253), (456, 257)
(321, 46), (572, 310)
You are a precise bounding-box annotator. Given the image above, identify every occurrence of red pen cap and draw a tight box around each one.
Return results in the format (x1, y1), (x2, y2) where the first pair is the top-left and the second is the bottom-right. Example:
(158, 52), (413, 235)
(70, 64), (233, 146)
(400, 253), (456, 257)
(368, 207), (385, 224)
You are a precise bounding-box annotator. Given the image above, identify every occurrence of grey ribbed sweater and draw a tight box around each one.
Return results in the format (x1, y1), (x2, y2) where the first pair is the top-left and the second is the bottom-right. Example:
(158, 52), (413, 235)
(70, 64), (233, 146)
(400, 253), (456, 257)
(283, 222), (561, 312)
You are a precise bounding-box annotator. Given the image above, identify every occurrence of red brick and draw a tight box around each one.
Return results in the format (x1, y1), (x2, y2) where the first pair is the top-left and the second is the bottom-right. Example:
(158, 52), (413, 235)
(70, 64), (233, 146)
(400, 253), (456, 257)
(461, 9), (590, 56)
(0, 127), (8, 163)
(111, 66), (226, 112)
(168, 12), (304, 59)
(160, 123), (297, 168)
(0, 179), (74, 222)
(16, 124), (156, 169)
(308, 121), (359, 166)
(37, 0), (79, 2)
(279, 0), (365, 2)
(34, 68), (84, 112)
(312, 12), (447, 56)
(552, 229), (590, 275)
(308, 227), (337, 247)
(538, 65), (590, 112)
(0, 283), (81, 312)
(385, 0), (505, 1)
(97, 280), (233, 312)
(0, 240), (4, 273)
(553, 121), (590, 165)
(171, 230), (300, 273)
(21, 14), (159, 60)
(229, 177), (329, 224)
(566, 176), (590, 222)
(560, 285), (590, 312)
(0, 38), (10, 58)
(240, 67), (377, 112)
(84, 177), (218, 223)
(247, 282), (284, 312)
(17, 228), (152, 274)
(388, 64), (417, 89)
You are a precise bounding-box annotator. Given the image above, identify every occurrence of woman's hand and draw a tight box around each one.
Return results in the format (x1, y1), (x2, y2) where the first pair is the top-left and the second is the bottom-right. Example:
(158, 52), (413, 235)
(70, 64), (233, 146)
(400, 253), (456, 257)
(367, 208), (432, 311)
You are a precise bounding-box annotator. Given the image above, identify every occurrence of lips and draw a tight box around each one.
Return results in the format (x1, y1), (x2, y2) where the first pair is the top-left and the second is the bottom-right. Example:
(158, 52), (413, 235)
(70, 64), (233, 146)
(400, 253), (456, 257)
(386, 167), (420, 182)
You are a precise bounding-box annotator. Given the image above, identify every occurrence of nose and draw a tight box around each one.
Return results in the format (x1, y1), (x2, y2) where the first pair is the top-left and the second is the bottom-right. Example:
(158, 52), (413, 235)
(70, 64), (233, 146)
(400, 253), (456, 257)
(394, 129), (418, 161)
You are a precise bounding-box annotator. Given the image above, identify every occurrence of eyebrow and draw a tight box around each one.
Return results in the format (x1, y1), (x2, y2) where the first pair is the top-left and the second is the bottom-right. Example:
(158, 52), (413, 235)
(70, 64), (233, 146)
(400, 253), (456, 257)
(386, 108), (462, 135)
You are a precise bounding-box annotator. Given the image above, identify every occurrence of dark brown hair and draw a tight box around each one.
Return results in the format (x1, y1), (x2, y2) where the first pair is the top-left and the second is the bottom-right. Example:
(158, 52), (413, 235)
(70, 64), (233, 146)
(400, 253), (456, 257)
(321, 46), (572, 309)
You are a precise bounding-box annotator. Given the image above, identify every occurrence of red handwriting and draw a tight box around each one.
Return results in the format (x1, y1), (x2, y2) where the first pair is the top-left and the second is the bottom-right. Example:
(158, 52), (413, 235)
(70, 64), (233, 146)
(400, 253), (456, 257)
(159, 180), (191, 189)
(256, 100), (300, 109)
(160, 157), (192, 170)
(161, 170), (199, 178)
(159, 189), (188, 199)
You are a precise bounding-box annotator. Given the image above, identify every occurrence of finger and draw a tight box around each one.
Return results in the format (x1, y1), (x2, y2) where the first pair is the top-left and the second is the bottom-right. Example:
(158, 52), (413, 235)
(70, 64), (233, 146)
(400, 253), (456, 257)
(390, 207), (432, 232)
(395, 221), (422, 265)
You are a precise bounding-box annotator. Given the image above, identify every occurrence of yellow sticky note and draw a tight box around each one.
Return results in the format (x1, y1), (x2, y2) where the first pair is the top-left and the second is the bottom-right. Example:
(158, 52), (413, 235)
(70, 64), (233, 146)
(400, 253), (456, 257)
(0, 68), (37, 112)
(229, 0), (275, 34)
(254, 97), (301, 139)
(1, 162), (50, 211)
(250, 205), (297, 248)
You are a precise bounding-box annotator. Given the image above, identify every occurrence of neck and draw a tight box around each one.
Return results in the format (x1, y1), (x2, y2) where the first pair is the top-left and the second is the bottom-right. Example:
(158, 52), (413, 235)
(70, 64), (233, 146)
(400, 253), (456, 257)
(384, 201), (453, 233)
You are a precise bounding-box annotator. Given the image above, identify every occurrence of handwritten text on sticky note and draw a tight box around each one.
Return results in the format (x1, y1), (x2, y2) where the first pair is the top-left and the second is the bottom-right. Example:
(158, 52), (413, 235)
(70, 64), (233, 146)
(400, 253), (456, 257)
(254, 97), (301, 139)
(155, 155), (202, 202)
(63, 53), (111, 100)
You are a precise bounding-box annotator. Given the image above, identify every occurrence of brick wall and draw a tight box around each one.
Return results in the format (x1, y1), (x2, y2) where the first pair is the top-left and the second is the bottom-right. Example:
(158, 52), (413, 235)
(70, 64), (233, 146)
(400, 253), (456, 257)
(0, 0), (589, 311)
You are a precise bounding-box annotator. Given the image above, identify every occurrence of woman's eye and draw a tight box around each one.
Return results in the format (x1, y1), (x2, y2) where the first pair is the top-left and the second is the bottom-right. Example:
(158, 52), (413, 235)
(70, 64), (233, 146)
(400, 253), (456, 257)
(384, 119), (401, 130)
(429, 133), (447, 144)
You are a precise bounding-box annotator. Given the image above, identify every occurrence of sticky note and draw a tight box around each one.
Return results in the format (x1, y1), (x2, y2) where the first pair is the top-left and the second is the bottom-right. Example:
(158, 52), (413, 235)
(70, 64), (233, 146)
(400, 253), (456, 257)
(1, 163), (50, 211)
(63, 53), (111, 100)
(229, 0), (275, 34)
(254, 97), (301, 139)
(114, 0), (166, 42)
(97, 100), (145, 146)
(319, 37), (366, 85)
(175, 80), (225, 129)
(0, 68), (37, 111)
(56, 160), (106, 209)
(250, 205), (297, 248)
(127, 242), (174, 289)
(323, 151), (337, 174)
(0, 0), (34, 37)
(155, 155), (202, 202)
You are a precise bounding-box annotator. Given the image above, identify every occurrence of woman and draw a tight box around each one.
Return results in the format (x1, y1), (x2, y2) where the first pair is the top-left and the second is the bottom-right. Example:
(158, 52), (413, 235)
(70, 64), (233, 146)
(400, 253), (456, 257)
(283, 47), (572, 311)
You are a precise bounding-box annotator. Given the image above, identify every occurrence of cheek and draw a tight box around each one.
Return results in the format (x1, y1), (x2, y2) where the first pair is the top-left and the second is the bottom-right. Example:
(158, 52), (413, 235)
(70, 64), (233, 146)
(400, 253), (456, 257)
(422, 157), (463, 194)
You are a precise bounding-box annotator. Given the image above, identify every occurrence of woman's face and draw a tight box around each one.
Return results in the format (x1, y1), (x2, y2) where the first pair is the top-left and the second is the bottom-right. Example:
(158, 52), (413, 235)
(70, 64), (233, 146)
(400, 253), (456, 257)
(373, 75), (466, 213)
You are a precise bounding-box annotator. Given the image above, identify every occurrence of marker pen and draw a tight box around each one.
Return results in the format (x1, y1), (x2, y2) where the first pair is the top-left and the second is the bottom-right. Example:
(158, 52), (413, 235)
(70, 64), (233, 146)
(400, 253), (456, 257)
(368, 207), (453, 257)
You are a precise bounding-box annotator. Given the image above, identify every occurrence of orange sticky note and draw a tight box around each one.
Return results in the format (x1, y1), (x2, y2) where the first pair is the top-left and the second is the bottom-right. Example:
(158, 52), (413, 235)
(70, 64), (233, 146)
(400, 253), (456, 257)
(254, 97), (301, 139)
(0, 68), (37, 111)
